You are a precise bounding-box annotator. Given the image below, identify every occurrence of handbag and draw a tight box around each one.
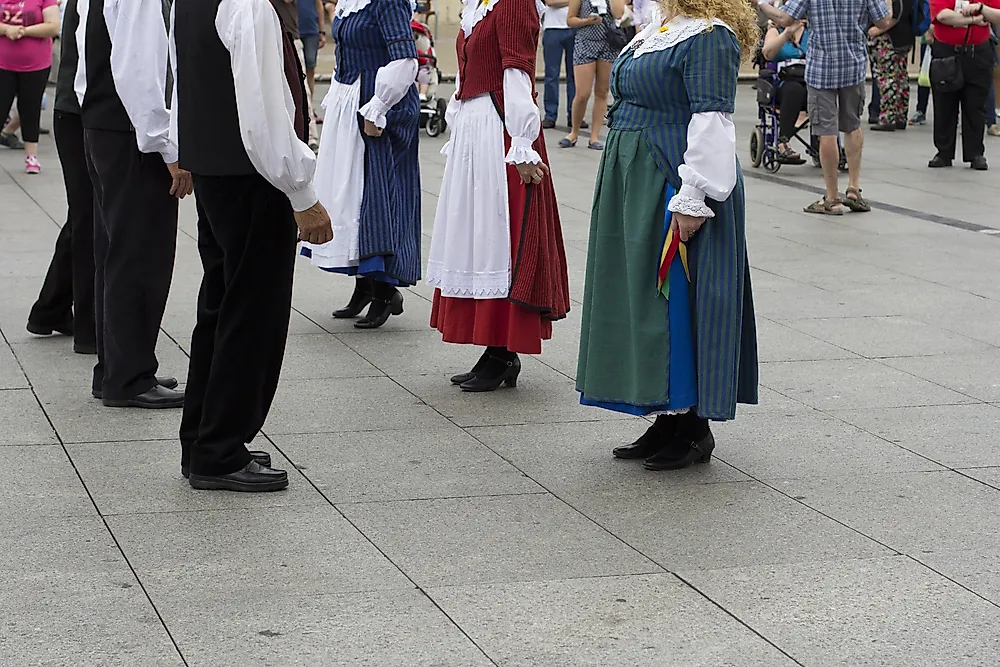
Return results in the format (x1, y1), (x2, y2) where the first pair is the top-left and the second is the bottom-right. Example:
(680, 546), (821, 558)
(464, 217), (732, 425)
(604, 13), (635, 52)
(778, 62), (806, 82)
(929, 28), (969, 93)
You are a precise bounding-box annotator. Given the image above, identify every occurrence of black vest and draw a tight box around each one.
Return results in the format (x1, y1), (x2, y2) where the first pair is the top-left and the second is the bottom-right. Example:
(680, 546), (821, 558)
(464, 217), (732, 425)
(80, 0), (132, 132)
(54, 0), (81, 115)
(173, 0), (255, 176)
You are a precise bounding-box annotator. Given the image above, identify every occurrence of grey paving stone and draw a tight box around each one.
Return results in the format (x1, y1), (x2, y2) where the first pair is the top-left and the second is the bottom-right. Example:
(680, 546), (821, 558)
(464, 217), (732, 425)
(393, 359), (629, 428)
(560, 480), (891, 571)
(42, 393), (183, 444)
(1, 516), (183, 667)
(755, 317), (859, 363)
(1, 445), (94, 518)
(0, 387), (58, 445)
(760, 358), (975, 411)
(430, 574), (797, 667)
(264, 376), (448, 434)
(883, 350), (1000, 402)
(828, 404), (1000, 468)
(0, 342), (27, 389)
(781, 316), (991, 358)
(274, 425), (541, 503)
(683, 557), (1000, 667)
(270, 332), (382, 380)
(468, 421), (750, 495)
(156, 589), (492, 667)
(749, 270), (901, 320)
(776, 470), (1000, 553)
(712, 411), (944, 481)
(107, 506), (410, 602)
(339, 494), (662, 588)
(916, 545), (1000, 606)
(66, 441), (328, 515)
(334, 328), (485, 377)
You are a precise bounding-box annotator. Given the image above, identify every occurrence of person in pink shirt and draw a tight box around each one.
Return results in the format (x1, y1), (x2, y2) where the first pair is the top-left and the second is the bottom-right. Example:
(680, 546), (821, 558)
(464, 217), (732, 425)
(0, 0), (60, 173)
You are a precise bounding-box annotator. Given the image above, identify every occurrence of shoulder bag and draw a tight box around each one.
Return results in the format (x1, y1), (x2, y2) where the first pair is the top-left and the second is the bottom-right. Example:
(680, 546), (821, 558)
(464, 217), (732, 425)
(929, 27), (970, 93)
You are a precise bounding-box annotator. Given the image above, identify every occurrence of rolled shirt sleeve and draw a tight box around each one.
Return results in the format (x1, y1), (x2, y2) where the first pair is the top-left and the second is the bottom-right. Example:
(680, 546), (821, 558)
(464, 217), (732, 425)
(668, 111), (737, 219)
(502, 68), (542, 165)
(104, 0), (178, 164)
(358, 58), (418, 129)
(216, 0), (317, 212)
(779, 0), (808, 20)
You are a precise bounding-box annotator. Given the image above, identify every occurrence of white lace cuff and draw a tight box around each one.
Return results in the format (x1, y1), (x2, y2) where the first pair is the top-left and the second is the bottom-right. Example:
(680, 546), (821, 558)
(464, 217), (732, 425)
(358, 97), (390, 129)
(669, 185), (715, 218)
(505, 137), (541, 165)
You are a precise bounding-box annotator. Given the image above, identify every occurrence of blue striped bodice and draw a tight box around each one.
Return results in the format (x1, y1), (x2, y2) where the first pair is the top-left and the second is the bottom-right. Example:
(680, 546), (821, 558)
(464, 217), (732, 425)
(333, 0), (418, 85)
(607, 27), (741, 184)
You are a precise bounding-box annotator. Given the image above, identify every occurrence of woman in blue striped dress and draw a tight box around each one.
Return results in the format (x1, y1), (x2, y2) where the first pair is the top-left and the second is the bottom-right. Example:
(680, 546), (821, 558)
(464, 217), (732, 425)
(576, 0), (760, 470)
(299, 0), (421, 329)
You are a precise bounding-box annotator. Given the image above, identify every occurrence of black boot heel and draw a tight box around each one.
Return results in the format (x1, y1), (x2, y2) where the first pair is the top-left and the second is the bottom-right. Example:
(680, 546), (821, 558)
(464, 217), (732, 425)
(333, 277), (373, 319)
(460, 353), (521, 392)
(356, 286), (403, 329)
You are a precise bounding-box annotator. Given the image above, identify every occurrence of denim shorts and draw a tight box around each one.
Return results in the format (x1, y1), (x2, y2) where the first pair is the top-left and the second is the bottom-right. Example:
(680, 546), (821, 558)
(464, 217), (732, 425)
(300, 33), (319, 71)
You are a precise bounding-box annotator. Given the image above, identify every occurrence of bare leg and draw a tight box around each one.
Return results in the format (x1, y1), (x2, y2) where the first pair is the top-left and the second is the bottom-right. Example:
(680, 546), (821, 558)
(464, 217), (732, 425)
(590, 59), (613, 144)
(565, 62), (595, 143)
(818, 134), (841, 207)
(307, 68), (316, 98)
(843, 127), (863, 192)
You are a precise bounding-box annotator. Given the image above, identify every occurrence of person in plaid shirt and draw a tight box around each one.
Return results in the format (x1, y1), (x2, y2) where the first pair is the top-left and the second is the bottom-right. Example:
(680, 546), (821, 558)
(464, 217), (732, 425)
(760, 0), (894, 215)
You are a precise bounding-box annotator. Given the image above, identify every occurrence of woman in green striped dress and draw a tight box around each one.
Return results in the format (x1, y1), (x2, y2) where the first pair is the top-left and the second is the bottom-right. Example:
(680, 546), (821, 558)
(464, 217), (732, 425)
(577, 0), (760, 471)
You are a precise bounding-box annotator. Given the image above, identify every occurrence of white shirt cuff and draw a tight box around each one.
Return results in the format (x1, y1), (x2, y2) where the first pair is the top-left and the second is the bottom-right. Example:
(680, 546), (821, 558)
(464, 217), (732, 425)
(359, 97), (390, 130)
(287, 184), (318, 213)
(505, 137), (542, 165)
(159, 146), (179, 166)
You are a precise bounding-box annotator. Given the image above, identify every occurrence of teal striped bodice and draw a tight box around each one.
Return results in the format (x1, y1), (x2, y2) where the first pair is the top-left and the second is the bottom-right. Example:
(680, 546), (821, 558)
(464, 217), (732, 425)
(607, 26), (741, 186)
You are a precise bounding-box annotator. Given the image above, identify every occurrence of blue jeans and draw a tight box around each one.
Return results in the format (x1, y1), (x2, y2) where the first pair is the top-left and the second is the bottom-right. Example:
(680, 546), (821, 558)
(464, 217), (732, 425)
(543, 28), (575, 124)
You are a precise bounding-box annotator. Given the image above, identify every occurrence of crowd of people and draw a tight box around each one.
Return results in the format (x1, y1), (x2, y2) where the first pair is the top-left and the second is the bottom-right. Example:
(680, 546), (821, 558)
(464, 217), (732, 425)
(7, 0), (998, 494)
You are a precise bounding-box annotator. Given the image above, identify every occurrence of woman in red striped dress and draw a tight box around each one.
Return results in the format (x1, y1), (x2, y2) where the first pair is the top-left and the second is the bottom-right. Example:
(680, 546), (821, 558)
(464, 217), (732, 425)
(427, 0), (570, 392)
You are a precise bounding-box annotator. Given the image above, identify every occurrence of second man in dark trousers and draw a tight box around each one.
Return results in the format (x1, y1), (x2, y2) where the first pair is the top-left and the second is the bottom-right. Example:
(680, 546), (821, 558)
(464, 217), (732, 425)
(76, 0), (192, 408)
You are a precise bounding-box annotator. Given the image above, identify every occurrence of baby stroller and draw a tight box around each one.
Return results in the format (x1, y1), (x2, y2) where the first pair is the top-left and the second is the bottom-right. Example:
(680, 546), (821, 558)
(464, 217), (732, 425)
(749, 41), (846, 174)
(412, 20), (448, 138)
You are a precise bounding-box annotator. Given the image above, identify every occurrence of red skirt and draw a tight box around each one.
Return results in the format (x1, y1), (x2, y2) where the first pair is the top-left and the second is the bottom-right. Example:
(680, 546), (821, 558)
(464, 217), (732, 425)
(430, 131), (568, 355)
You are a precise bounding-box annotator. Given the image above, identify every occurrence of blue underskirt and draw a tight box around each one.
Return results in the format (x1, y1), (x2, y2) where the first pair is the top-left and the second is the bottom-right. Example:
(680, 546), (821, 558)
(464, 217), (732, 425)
(300, 249), (407, 287)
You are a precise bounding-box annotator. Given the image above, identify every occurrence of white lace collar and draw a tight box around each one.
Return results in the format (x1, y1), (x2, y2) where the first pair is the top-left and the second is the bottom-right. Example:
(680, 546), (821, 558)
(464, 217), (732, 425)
(336, 0), (416, 19)
(461, 0), (500, 35)
(627, 15), (734, 58)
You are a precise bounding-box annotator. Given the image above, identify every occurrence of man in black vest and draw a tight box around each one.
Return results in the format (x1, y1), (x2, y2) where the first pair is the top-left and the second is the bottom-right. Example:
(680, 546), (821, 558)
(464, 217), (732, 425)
(26, 0), (97, 356)
(76, 0), (189, 408)
(172, 0), (332, 492)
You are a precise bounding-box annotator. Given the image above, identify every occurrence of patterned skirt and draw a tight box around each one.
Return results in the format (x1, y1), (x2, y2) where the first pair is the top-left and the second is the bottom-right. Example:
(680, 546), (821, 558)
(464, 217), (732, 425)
(576, 129), (759, 421)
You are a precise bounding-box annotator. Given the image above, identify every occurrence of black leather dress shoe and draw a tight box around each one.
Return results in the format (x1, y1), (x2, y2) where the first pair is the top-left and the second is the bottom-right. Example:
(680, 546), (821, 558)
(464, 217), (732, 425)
(928, 155), (953, 168)
(971, 156), (989, 171)
(189, 461), (289, 492)
(93, 376), (178, 399)
(182, 451), (271, 479)
(102, 385), (185, 409)
(26, 316), (73, 337)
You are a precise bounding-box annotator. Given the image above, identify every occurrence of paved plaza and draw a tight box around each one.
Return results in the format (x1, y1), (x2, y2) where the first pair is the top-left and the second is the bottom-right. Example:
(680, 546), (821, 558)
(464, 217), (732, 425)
(3, 85), (1000, 666)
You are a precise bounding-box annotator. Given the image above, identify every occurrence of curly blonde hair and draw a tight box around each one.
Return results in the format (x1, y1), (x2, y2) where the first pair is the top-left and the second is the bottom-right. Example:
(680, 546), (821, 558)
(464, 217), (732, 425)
(657, 0), (761, 61)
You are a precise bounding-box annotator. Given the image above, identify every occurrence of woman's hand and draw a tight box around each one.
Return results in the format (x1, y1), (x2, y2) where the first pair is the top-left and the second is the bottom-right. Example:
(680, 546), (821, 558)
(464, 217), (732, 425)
(515, 162), (550, 185)
(867, 26), (882, 37)
(363, 119), (383, 137)
(672, 212), (706, 242)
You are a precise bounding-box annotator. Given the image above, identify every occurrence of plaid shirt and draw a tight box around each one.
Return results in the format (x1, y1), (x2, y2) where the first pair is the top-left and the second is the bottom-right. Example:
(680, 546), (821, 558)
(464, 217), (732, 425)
(781, 0), (890, 89)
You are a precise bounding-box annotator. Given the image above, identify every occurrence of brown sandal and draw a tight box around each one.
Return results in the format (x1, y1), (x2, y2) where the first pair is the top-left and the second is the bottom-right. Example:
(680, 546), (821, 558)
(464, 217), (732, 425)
(803, 197), (844, 215)
(843, 187), (871, 213)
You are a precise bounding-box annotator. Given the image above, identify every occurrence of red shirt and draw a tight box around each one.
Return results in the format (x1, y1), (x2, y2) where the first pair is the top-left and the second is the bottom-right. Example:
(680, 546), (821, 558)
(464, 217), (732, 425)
(931, 0), (1000, 45)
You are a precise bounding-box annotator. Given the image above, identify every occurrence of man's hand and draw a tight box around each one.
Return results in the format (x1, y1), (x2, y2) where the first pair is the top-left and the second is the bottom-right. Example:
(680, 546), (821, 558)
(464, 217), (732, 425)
(515, 162), (550, 185)
(319, 32), (327, 48)
(363, 119), (383, 137)
(868, 26), (882, 37)
(672, 212), (706, 242)
(295, 201), (334, 245)
(166, 162), (193, 199)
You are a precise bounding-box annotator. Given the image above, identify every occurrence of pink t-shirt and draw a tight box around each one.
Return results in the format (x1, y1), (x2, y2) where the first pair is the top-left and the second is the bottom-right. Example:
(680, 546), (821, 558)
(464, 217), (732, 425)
(0, 0), (58, 73)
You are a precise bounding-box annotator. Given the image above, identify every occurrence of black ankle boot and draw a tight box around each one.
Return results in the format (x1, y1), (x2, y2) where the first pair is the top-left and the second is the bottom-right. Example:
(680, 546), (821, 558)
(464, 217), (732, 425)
(613, 415), (679, 459)
(333, 277), (373, 319)
(451, 348), (492, 385)
(356, 281), (403, 329)
(643, 411), (714, 471)
(459, 349), (520, 392)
